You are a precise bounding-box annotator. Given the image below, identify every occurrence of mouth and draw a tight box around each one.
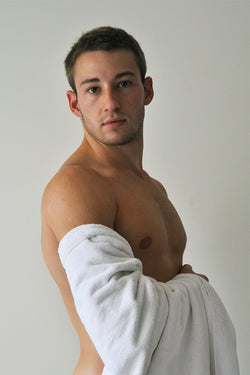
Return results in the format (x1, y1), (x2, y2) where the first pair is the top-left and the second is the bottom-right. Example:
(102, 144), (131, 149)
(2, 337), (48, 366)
(102, 118), (126, 128)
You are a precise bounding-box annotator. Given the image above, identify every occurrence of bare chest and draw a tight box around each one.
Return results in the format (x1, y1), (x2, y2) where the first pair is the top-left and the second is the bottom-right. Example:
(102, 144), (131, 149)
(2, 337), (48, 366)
(109, 176), (187, 281)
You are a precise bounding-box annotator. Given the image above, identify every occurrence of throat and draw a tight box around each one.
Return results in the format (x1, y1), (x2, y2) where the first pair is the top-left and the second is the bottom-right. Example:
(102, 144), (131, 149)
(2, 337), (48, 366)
(139, 236), (152, 249)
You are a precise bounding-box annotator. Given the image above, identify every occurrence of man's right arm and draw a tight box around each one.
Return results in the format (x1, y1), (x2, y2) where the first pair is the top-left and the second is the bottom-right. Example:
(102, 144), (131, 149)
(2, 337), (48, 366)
(41, 166), (117, 242)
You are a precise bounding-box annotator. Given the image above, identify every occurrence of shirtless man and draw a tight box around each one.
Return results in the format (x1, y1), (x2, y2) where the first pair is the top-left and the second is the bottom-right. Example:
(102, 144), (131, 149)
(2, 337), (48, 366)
(41, 27), (205, 375)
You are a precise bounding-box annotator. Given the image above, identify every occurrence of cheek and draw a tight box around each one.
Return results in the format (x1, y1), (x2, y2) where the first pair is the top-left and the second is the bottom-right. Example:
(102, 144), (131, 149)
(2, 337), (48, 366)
(125, 91), (144, 108)
(78, 99), (97, 118)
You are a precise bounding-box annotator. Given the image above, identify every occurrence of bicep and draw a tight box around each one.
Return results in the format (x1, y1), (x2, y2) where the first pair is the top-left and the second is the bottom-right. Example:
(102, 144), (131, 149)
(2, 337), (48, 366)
(41, 169), (117, 242)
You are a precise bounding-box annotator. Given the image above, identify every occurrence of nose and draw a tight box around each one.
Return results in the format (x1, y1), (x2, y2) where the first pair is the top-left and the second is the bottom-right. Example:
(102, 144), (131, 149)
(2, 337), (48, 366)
(103, 88), (120, 113)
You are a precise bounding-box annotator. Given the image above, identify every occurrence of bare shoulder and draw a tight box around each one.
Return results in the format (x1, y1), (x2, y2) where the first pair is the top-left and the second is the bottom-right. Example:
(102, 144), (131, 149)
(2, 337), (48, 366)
(41, 166), (117, 242)
(150, 176), (168, 197)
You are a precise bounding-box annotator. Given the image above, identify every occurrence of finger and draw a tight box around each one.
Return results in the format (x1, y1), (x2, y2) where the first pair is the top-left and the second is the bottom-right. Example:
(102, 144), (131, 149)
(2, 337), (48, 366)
(180, 264), (193, 273)
(197, 273), (209, 282)
(180, 265), (209, 282)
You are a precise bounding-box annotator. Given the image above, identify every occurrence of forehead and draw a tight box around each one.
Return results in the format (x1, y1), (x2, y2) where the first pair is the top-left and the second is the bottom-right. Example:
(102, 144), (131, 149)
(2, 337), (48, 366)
(73, 49), (140, 82)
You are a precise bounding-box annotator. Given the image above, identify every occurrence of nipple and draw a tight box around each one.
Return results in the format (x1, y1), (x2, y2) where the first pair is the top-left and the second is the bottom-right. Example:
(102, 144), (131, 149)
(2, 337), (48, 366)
(139, 236), (152, 249)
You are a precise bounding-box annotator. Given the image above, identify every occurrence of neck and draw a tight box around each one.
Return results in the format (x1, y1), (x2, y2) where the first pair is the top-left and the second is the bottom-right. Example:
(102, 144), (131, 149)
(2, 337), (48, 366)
(79, 133), (144, 174)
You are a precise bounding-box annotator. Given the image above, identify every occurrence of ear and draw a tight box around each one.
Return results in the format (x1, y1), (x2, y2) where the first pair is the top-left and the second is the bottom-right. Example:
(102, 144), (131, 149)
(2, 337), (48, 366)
(143, 77), (154, 105)
(66, 90), (81, 117)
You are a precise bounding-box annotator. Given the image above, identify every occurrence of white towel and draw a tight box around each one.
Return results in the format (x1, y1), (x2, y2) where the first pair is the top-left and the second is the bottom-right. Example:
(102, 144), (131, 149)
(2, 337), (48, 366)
(58, 224), (239, 375)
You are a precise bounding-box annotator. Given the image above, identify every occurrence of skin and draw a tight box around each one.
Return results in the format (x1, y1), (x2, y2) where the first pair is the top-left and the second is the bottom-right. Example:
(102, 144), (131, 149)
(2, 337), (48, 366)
(41, 49), (207, 375)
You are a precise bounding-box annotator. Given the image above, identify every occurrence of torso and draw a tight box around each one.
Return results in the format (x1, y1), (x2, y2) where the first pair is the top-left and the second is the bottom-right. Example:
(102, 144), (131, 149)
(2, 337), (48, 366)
(41, 156), (186, 375)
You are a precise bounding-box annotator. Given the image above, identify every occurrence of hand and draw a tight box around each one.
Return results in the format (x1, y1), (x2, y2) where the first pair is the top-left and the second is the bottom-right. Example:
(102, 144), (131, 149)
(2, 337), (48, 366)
(180, 264), (209, 282)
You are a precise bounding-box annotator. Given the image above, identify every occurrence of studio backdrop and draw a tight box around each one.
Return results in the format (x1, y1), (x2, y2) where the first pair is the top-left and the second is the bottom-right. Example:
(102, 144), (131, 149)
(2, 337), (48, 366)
(0, 1), (248, 374)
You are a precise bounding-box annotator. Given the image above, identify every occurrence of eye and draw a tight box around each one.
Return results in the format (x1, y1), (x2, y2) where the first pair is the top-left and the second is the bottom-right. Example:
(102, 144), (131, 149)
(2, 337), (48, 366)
(118, 80), (131, 88)
(87, 86), (100, 94)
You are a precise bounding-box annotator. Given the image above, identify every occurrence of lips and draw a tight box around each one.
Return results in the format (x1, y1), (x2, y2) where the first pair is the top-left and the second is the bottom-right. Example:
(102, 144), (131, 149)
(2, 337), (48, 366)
(103, 118), (126, 128)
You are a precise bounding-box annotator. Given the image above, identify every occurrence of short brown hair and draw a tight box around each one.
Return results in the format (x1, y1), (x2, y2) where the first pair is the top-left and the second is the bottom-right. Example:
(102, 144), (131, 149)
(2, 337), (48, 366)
(64, 26), (147, 93)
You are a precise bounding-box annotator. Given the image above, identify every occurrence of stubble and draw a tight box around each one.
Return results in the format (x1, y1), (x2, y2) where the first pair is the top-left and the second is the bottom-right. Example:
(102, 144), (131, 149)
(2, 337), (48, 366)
(80, 107), (145, 147)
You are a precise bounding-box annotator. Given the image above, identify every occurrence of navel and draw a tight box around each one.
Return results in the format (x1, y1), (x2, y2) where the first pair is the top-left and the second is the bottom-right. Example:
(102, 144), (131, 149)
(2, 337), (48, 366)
(139, 236), (152, 249)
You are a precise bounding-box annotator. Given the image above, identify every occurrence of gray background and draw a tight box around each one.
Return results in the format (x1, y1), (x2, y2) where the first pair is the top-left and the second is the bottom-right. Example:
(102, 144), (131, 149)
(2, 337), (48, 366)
(0, 0), (249, 374)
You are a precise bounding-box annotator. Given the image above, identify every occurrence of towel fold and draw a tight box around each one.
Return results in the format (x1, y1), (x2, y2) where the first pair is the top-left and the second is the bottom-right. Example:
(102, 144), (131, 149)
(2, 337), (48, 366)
(58, 224), (239, 375)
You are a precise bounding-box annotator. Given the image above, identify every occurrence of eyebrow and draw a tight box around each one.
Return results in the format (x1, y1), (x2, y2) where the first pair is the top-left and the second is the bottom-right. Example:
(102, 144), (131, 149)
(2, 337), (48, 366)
(79, 71), (136, 87)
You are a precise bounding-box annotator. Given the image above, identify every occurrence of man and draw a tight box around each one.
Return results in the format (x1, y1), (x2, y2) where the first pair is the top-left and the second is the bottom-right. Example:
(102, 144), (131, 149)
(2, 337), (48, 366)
(41, 27), (216, 374)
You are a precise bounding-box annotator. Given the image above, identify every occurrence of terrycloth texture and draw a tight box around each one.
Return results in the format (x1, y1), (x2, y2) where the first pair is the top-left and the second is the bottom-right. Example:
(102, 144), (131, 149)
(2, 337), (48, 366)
(58, 224), (239, 375)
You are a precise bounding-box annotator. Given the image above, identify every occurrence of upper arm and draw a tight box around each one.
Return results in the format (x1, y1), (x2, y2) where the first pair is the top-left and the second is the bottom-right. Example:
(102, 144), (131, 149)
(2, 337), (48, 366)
(41, 167), (117, 242)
